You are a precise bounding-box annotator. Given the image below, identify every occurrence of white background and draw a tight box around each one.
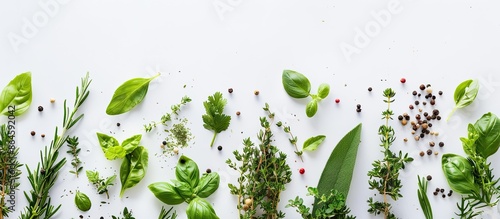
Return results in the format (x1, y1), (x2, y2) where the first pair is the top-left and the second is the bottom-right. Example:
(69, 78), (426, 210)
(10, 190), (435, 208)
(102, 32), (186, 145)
(1, 0), (500, 218)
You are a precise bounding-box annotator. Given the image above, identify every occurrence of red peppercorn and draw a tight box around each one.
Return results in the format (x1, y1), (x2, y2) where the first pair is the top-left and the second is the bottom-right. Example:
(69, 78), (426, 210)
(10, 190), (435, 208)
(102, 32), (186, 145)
(299, 168), (305, 174)
(400, 78), (406, 83)
(335, 99), (340, 103)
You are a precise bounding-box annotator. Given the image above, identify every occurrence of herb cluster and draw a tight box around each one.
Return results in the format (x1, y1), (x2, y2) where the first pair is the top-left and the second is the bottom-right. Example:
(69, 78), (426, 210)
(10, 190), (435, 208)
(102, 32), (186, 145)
(226, 104), (292, 219)
(66, 136), (82, 177)
(0, 124), (22, 218)
(367, 88), (413, 219)
(86, 170), (116, 199)
(287, 187), (355, 219)
(144, 95), (191, 132)
(282, 70), (330, 117)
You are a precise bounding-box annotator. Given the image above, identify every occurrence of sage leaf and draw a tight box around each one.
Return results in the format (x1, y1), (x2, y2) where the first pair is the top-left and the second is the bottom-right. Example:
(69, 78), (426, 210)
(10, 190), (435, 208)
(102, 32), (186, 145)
(148, 182), (184, 205)
(441, 153), (478, 195)
(282, 70), (311, 98)
(317, 83), (330, 99)
(186, 197), (220, 219)
(448, 79), (479, 120)
(0, 72), (32, 116)
(305, 100), (318, 118)
(120, 146), (148, 197)
(106, 73), (160, 115)
(121, 134), (142, 154)
(302, 135), (326, 151)
(473, 112), (500, 158)
(194, 172), (220, 198)
(313, 123), (362, 215)
(75, 190), (91, 211)
(176, 155), (200, 188)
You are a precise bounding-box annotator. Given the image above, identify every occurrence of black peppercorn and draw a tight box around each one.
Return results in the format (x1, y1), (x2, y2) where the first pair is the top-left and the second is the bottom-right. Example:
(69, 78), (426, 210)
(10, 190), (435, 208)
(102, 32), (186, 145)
(420, 151), (425, 156)
(439, 142), (444, 147)
(31, 131), (36, 136)
(427, 149), (432, 155)
(117, 122), (121, 127)
(433, 191), (439, 196)
(420, 84), (426, 90)
(424, 112), (429, 117)
(356, 104), (361, 109)
(426, 175), (432, 181)
(440, 189), (445, 193)
(368, 87), (373, 92)
(415, 100), (420, 105)
(356, 108), (361, 113)
(180, 159), (186, 164)
(423, 101), (427, 106)
(38, 106), (44, 111)
(228, 88), (233, 93)
(420, 133), (425, 138)
(442, 194), (446, 198)
(405, 115), (410, 120)
(206, 169), (212, 173)
(217, 145), (223, 151)
(433, 109), (439, 115)
(436, 188), (440, 192)
(162, 141), (167, 145)
(439, 91), (443, 95)
(398, 115), (403, 120)
(409, 105), (414, 110)
(437, 116), (442, 120)
(412, 91), (417, 96)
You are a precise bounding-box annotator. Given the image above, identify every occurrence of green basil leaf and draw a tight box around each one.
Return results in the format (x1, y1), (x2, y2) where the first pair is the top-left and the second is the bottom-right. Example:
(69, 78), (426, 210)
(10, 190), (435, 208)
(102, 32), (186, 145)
(454, 79), (479, 108)
(148, 182), (184, 205)
(120, 146), (148, 197)
(75, 190), (92, 211)
(282, 70), (311, 98)
(194, 173), (220, 198)
(317, 83), (330, 99)
(105, 146), (126, 160)
(441, 153), (478, 195)
(176, 155), (200, 188)
(186, 197), (220, 219)
(86, 170), (99, 183)
(302, 135), (326, 151)
(461, 124), (479, 157)
(305, 99), (318, 117)
(313, 123), (362, 215)
(172, 180), (195, 202)
(121, 134), (142, 154)
(474, 112), (500, 158)
(0, 72), (32, 116)
(106, 74), (160, 115)
(96, 132), (119, 153)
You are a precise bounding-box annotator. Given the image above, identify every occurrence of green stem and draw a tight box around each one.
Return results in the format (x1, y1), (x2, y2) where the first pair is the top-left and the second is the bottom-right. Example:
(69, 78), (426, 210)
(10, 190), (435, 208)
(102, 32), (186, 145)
(447, 107), (457, 121)
(210, 132), (217, 147)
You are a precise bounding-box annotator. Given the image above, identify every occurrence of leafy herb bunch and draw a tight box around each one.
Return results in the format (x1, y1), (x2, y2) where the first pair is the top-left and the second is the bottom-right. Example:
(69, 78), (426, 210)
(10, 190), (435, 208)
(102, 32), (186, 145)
(0, 124), (22, 218)
(287, 187), (355, 219)
(367, 88), (413, 219)
(226, 103), (292, 219)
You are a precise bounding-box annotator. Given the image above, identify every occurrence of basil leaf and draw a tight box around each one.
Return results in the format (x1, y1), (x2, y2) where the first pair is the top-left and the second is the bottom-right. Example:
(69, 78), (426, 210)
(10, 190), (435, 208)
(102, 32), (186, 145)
(176, 155), (200, 188)
(474, 112), (500, 158)
(148, 182), (184, 205)
(305, 99), (318, 117)
(96, 132), (119, 153)
(313, 123), (362, 215)
(121, 134), (142, 154)
(172, 180), (195, 202)
(120, 146), (148, 197)
(441, 153), (478, 195)
(0, 72), (32, 116)
(86, 170), (99, 183)
(186, 197), (220, 219)
(194, 173), (220, 198)
(317, 83), (330, 99)
(106, 73), (160, 115)
(282, 70), (311, 98)
(460, 124), (479, 157)
(75, 190), (92, 211)
(302, 135), (326, 151)
(105, 146), (126, 160)
(454, 79), (479, 108)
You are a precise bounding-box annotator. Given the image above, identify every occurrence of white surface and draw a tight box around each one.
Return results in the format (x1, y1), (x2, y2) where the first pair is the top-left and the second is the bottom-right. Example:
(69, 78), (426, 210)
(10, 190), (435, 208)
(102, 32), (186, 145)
(1, 1), (500, 218)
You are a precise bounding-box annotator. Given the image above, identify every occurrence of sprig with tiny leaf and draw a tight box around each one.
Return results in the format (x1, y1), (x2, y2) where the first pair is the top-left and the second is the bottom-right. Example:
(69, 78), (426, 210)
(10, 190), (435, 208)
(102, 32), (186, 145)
(66, 136), (82, 177)
(86, 170), (116, 199)
(144, 96), (191, 132)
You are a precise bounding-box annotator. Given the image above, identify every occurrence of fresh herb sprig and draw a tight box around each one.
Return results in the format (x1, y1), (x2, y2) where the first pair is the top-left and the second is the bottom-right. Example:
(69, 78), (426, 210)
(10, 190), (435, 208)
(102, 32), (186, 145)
(158, 206), (177, 219)
(144, 96), (191, 132)
(265, 103), (304, 161)
(287, 187), (355, 219)
(447, 79), (479, 121)
(417, 176), (433, 219)
(20, 73), (91, 219)
(226, 104), (292, 219)
(0, 124), (22, 219)
(202, 92), (231, 147)
(66, 136), (82, 177)
(86, 170), (116, 199)
(112, 207), (135, 219)
(282, 70), (330, 117)
(367, 88), (413, 219)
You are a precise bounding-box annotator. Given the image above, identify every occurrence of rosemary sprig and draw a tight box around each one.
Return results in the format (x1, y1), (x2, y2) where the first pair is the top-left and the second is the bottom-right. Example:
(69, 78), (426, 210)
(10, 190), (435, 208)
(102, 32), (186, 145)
(417, 176), (433, 219)
(158, 206), (177, 219)
(455, 197), (481, 219)
(66, 136), (82, 177)
(19, 73), (91, 219)
(226, 104), (292, 219)
(367, 88), (413, 219)
(0, 124), (22, 219)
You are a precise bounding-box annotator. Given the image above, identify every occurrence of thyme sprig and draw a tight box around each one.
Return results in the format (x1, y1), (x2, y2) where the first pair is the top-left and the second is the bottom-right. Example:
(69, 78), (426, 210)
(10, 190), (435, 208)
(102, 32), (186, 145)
(367, 88), (413, 219)
(265, 103), (303, 162)
(144, 96), (191, 132)
(226, 103), (292, 219)
(19, 73), (91, 219)
(0, 124), (22, 219)
(66, 136), (82, 177)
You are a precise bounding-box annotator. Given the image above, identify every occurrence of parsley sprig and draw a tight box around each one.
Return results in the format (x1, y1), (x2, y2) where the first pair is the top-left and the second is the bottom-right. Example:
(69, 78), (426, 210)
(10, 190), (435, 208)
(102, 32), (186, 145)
(202, 92), (231, 147)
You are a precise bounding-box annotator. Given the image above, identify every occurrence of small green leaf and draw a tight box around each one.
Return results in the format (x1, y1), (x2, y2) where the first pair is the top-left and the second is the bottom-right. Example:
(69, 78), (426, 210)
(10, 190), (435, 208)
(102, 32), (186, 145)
(194, 173), (220, 198)
(313, 123), (362, 215)
(96, 133), (119, 153)
(121, 134), (142, 154)
(0, 72), (32, 116)
(105, 146), (126, 160)
(120, 146), (148, 196)
(176, 155), (200, 188)
(148, 182), (184, 205)
(186, 197), (220, 219)
(86, 170), (99, 183)
(474, 112), (500, 158)
(282, 70), (311, 98)
(75, 190), (92, 211)
(106, 73), (160, 115)
(448, 79), (479, 120)
(317, 83), (330, 99)
(302, 135), (326, 151)
(306, 100), (318, 117)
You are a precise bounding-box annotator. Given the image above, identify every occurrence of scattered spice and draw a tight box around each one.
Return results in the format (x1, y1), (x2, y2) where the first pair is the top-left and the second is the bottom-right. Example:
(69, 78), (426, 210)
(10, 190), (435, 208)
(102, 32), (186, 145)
(228, 88), (233, 93)
(116, 123), (121, 127)
(254, 90), (260, 95)
(426, 175), (432, 181)
(368, 87), (373, 92)
(38, 106), (44, 111)
(420, 151), (425, 156)
(217, 145), (223, 151)
(400, 78), (406, 83)
(236, 111), (241, 116)
(31, 131), (36, 136)
(438, 91), (443, 95)
(206, 169), (212, 173)
(50, 98), (56, 103)
(426, 149), (432, 155)
(439, 142), (445, 147)
(420, 84), (426, 90)
(41, 134), (45, 138)
(299, 168), (305, 174)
